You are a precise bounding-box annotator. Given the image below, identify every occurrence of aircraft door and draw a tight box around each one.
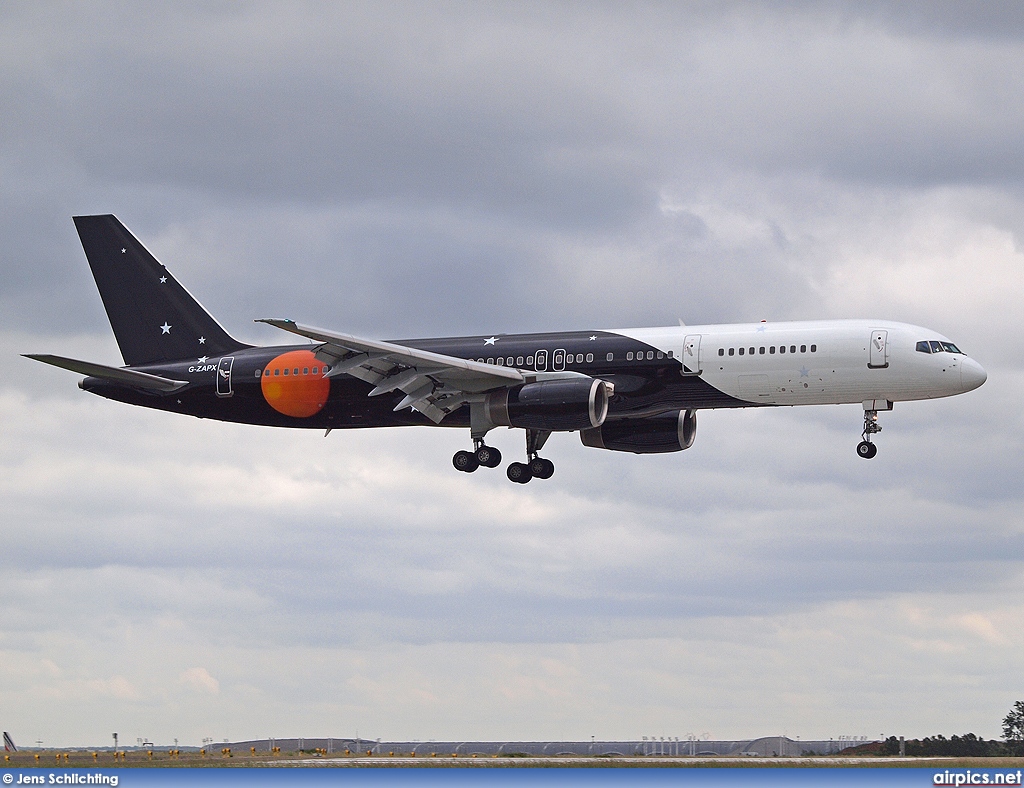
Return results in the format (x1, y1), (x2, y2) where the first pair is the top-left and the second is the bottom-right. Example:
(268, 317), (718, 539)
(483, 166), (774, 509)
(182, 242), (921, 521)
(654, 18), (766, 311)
(868, 330), (888, 369)
(534, 349), (548, 371)
(216, 356), (234, 397)
(552, 349), (566, 371)
(682, 334), (702, 375)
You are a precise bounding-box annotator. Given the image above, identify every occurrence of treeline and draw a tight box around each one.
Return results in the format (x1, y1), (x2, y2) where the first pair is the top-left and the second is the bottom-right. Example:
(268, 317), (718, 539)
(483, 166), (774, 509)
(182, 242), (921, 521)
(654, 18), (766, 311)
(878, 734), (1017, 757)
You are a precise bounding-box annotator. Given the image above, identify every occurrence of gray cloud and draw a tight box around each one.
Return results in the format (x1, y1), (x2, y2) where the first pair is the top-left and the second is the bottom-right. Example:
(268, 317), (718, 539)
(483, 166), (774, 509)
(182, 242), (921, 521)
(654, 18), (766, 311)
(2, 0), (1024, 746)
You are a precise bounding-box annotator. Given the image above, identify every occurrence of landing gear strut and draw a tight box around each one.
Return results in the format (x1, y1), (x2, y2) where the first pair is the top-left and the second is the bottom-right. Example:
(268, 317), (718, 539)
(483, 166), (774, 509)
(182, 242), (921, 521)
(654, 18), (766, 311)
(507, 429), (555, 484)
(856, 407), (882, 459)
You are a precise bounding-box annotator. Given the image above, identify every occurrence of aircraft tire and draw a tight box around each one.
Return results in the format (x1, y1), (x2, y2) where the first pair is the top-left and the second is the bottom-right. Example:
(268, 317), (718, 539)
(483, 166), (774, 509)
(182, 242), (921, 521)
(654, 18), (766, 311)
(476, 445), (501, 468)
(506, 462), (533, 483)
(453, 450), (480, 472)
(856, 441), (877, 459)
(530, 457), (555, 479)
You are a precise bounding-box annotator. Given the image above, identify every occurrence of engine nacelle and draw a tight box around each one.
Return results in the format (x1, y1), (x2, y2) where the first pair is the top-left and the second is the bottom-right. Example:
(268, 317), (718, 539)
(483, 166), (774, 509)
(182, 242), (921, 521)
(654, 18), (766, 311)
(486, 378), (610, 432)
(579, 409), (697, 454)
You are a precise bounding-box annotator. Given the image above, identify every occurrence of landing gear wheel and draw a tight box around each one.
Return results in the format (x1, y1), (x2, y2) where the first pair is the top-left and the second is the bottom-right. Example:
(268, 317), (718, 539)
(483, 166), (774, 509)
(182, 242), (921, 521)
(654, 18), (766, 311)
(856, 441), (877, 459)
(453, 450), (480, 472)
(475, 445), (502, 468)
(529, 457), (555, 479)
(507, 462), (533, 484)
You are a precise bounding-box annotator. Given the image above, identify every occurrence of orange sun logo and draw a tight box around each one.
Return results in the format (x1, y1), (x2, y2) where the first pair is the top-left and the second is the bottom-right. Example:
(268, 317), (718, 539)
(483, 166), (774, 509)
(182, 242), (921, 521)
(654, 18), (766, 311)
(260, 349), (331, 418)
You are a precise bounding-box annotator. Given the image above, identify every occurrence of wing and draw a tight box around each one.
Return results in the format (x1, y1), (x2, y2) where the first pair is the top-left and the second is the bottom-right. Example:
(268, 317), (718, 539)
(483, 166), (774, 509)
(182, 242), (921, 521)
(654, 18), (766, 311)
(256, 319), (523, 423)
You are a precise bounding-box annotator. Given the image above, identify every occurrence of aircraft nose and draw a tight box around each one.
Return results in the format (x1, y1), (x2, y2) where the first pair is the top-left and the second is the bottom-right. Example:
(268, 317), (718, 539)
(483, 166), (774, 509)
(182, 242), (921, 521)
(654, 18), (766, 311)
(961, 358), (987, 392)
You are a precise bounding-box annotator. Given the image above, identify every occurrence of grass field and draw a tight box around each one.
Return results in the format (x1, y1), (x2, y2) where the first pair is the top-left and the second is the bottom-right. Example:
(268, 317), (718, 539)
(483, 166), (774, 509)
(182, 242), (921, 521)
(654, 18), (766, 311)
(5, 750), (1024, 769)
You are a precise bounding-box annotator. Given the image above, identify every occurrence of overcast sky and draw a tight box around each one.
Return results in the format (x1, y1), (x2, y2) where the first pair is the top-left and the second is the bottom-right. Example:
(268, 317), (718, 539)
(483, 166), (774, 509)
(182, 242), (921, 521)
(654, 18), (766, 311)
(2, 1), (1024, 748)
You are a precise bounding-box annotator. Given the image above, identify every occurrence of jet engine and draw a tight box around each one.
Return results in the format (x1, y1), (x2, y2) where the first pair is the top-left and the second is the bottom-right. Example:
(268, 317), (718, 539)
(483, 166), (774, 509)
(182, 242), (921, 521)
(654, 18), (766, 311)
(579, 409), (697, 453)
(485, 378), (611, 432)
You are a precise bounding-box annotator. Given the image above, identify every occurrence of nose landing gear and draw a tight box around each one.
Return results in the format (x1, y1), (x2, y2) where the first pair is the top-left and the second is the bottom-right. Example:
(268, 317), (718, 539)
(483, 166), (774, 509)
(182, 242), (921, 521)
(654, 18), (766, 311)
(856, 402), (889, 459)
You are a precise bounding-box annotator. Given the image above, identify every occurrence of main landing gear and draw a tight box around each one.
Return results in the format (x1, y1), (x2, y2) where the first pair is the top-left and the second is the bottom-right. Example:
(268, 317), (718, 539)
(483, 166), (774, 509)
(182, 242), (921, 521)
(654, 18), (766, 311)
(452, 439), (502, 473)
(506, 428), (554, 484)
(856, 404), (885, 459)
(453, 429), (555, 484)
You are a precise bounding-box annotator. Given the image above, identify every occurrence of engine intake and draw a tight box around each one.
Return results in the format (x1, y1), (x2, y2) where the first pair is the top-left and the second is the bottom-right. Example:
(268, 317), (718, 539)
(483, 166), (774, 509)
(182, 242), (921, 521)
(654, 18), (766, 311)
(580, 409), (697, 453)
(486, 378), (610, 432)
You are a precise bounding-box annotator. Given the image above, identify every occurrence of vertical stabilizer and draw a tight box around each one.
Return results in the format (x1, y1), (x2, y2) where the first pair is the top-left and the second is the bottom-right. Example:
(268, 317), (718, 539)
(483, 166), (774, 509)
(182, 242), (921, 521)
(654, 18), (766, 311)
(3, 731), (15, 752)
(73, 215), (250, 365)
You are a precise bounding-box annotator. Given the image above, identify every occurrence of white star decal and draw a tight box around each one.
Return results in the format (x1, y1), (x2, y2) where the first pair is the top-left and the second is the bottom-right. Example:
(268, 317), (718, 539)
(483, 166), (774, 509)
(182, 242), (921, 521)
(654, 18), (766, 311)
(484, 337), (497, 345)
(160, 323), (171, 334)
(198, 356), (208, 363)
(589, 335), (597, 341)
(159, 276), (167, 283)
(198, 336), (206, 344)
(121, 248), (126, 254)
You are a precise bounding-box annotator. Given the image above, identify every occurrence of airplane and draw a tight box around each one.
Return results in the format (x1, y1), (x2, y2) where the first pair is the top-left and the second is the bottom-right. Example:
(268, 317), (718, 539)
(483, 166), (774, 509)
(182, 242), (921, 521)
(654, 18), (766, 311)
(25, 215), (987, 483)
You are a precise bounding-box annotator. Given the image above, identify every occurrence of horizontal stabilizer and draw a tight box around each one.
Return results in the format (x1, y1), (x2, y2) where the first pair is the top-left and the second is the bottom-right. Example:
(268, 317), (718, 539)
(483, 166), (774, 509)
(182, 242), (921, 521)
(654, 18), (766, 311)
(23, 354), (188, 393)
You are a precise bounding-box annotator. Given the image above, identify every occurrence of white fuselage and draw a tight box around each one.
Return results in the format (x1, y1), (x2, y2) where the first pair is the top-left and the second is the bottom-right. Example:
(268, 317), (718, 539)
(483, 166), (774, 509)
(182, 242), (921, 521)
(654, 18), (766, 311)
(614, 319), (987, 408)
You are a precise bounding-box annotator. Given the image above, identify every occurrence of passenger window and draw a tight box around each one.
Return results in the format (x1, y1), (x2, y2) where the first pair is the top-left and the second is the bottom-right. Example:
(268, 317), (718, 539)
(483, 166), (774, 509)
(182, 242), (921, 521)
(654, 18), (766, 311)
(769, 346), (776, 354)
(606, 353), (613, 361)
(647, 351), (654, 360)
(728, 348), (735, 356)
(738, 347), (744, 356)
(255, 370), (261, 378)
(790, 346), (796, 353)
(718, 348), (724, 356)
(800, 345), (806, 353)
(312, 366), (319, 374)
(810, 345), (817, 352)
(627, 351), (633, 361)
(779, 346), (785, 354)
(283, 369), (289, 376)
(274, 369), (280, 376)
(667, 351), (674, 358)
(487, 358), (493, 364)
(759, 347), (765, 355)
(496, 358), (504, 366)
(294, 368), (299, 375)
(516, 356), (524, 366)
(749, 347), (755, 354)
(656, 351), (663, 359)
(527, 356), (534, 365)
(265, 369), (271, 377)
(303, 368), (309, 375)
(586, 353), (593, 362)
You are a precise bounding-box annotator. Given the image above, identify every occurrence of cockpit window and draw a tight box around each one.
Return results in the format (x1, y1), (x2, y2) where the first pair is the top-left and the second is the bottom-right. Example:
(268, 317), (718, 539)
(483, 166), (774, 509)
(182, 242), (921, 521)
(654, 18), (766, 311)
(917, 339), (964, 355)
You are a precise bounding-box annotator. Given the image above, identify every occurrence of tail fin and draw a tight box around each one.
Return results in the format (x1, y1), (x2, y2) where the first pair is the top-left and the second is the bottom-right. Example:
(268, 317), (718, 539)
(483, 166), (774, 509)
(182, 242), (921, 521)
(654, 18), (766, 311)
(73, 215), (250, 366)
(4, 731), (15, 752)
